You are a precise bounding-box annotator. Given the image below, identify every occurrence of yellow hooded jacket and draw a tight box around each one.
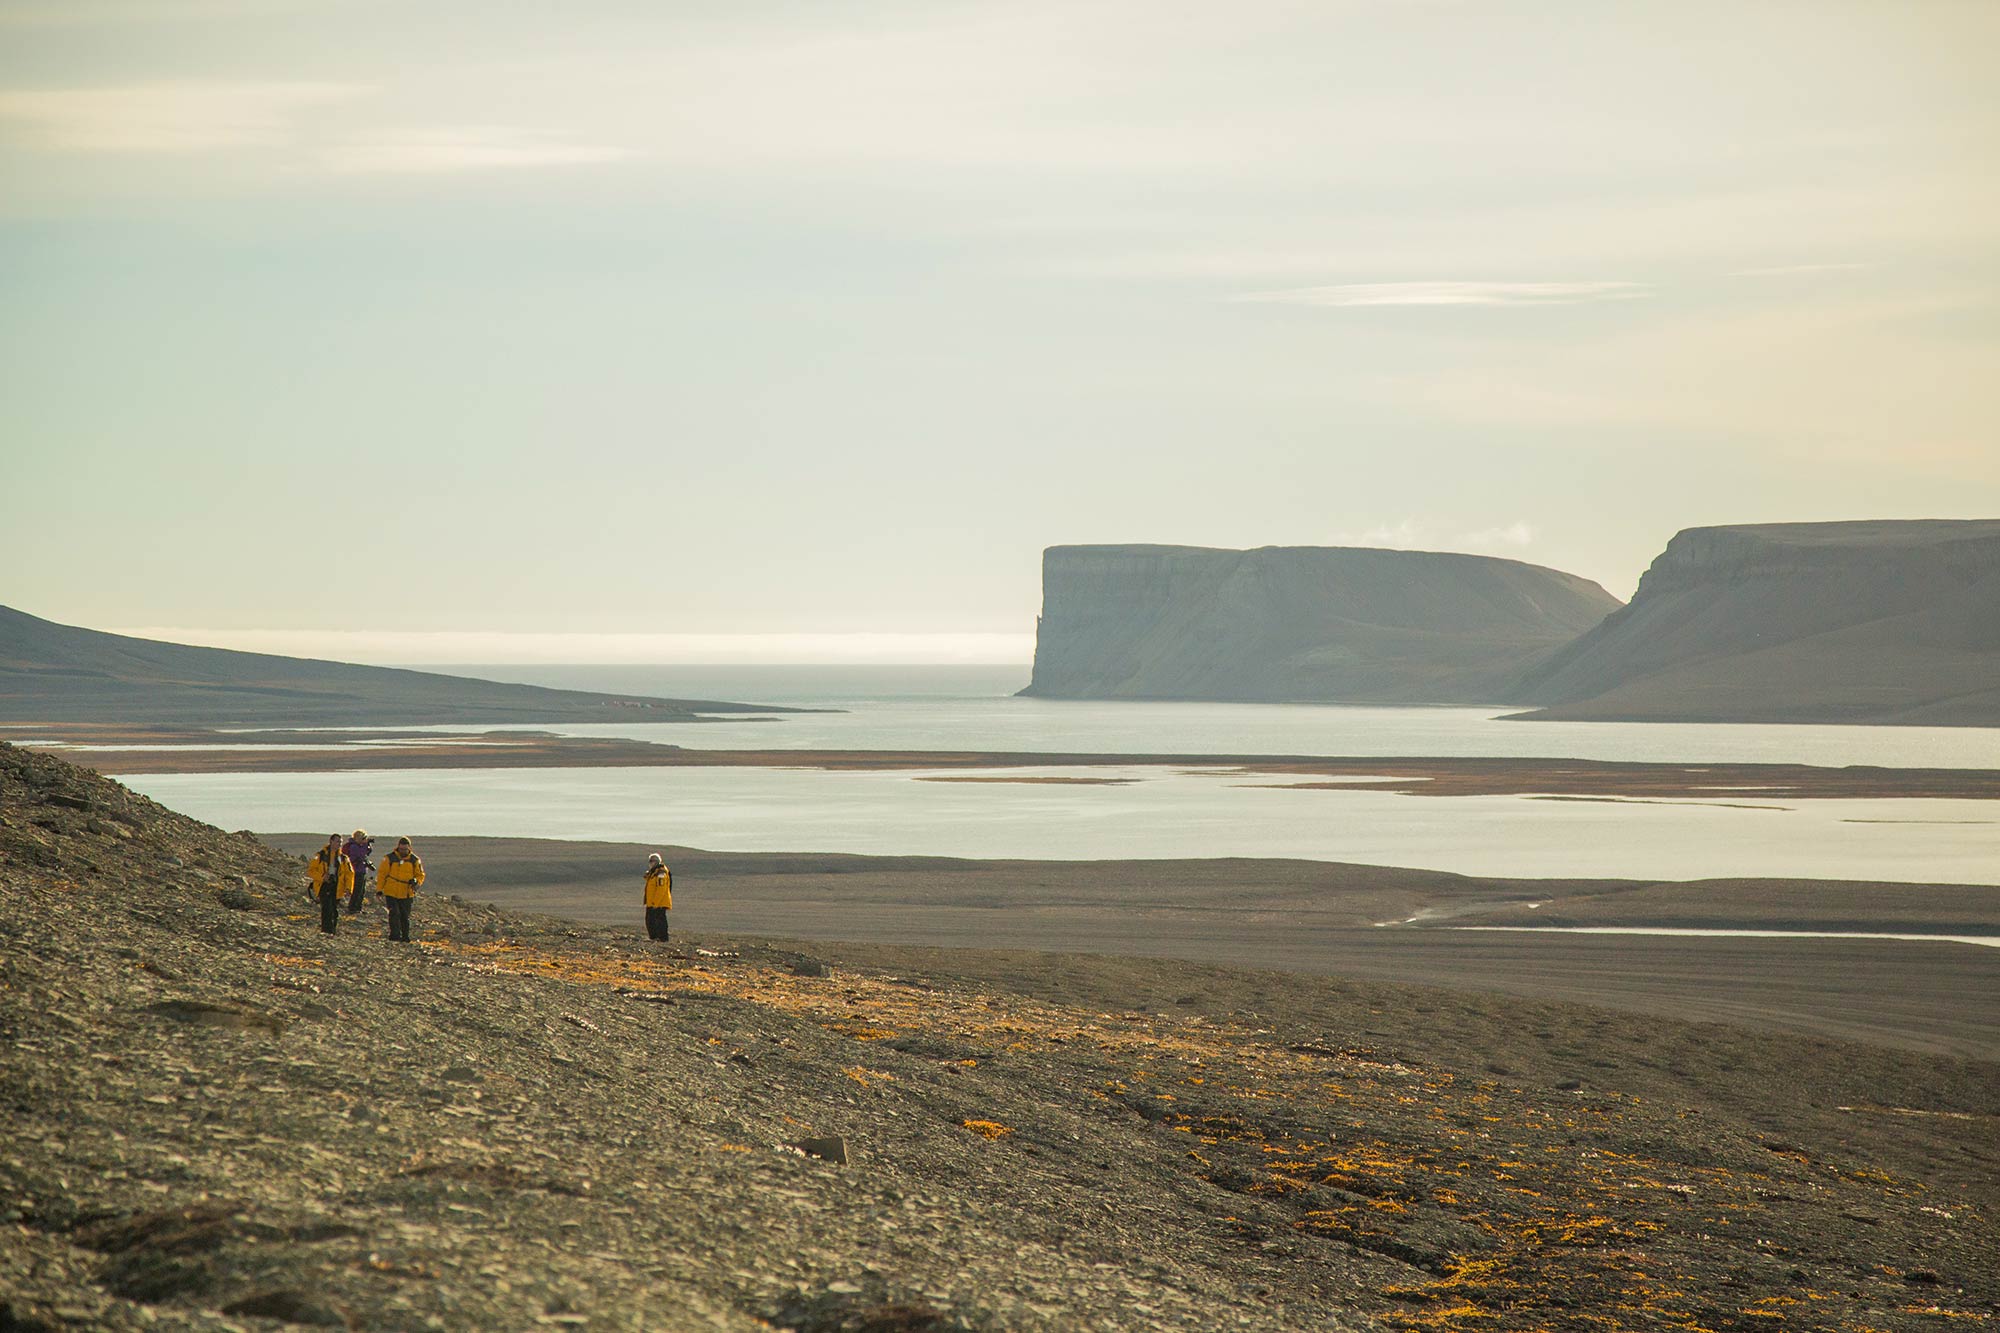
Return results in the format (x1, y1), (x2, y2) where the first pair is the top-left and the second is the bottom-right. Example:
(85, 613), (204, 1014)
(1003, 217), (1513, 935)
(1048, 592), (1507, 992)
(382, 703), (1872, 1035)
(307, 851), (354, 897)
(644, 865), (673, 909)
(378, 851), (425, 899)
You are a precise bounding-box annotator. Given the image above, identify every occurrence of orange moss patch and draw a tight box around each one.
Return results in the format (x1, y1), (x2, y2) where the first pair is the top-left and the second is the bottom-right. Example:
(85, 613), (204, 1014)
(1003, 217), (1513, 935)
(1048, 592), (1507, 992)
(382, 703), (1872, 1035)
(962, 1120), (1013, 1141)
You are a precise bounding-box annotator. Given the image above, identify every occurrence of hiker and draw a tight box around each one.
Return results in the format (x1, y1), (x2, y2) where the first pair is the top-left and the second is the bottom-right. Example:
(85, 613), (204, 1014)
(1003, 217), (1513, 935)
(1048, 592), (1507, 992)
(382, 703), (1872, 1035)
(377, 836), (425, 943)
(342, 828), (374, 915)
(643, 853), (673, 943)
(307, 835), (353, 935)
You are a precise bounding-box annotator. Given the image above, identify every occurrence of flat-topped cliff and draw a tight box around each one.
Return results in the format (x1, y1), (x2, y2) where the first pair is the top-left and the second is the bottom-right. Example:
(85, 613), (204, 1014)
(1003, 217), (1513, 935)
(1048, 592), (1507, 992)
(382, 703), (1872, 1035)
(1510, 519), (2000, 725)
(1020, 544), (1620, 704)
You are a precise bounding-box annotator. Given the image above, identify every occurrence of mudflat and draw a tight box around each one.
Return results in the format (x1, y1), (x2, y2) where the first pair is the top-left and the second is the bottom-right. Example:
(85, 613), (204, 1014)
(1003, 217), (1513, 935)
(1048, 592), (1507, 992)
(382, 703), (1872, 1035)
(267, 835), (2000, 1060)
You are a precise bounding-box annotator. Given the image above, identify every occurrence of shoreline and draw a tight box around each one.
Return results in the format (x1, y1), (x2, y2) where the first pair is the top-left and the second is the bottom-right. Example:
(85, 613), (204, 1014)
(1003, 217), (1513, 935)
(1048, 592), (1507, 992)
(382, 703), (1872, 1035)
(21, 723), (2000, 799)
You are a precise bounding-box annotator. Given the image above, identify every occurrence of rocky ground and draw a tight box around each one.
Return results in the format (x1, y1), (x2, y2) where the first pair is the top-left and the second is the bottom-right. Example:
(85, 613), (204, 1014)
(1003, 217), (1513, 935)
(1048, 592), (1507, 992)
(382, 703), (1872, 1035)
(4, 740), (1997, 1332)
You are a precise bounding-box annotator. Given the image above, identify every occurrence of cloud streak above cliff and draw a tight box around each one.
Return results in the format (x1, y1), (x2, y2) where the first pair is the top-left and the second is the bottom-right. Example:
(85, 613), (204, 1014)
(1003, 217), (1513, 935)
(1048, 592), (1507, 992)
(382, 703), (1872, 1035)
(1235, 281), (1648, 309)
(0, 80), (365, 151)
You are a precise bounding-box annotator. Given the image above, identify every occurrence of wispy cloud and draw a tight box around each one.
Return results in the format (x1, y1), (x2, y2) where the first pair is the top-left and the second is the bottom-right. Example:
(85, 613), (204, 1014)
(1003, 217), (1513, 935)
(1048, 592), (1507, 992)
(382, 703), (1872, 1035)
(1457, 521), (1536, 552)
(320, 127), (634, 174)
(1328, 519), (1426, 549)
(0, 85), (630, 175)
(1235, 280), (1648, 308)
(1729, 263), (1867, 278)
(0, 81), (364, 152)
(1324, 519), (1537, 556)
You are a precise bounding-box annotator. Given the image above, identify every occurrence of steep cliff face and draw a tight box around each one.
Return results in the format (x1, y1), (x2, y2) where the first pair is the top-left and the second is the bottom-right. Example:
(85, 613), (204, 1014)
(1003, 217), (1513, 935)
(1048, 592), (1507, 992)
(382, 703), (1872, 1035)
(1510, 519), (2000, 725)
(1020, 544), (1621, 704)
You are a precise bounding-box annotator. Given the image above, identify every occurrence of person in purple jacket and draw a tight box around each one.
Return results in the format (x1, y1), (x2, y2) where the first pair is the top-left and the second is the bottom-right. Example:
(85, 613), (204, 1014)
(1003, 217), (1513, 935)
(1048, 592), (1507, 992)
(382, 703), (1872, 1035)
(342, 829), (374, 916)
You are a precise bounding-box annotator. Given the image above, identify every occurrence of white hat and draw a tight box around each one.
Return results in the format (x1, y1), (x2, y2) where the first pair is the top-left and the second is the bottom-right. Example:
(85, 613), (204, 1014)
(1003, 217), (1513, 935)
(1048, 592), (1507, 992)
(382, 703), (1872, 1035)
(647, 853), (663, 866)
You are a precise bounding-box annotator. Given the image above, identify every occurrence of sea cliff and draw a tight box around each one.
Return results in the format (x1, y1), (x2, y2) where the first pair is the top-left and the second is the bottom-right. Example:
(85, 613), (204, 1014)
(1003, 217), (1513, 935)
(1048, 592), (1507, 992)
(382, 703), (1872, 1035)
(1510, 519), (2000, 725)
(1021, 544), (1619, 704)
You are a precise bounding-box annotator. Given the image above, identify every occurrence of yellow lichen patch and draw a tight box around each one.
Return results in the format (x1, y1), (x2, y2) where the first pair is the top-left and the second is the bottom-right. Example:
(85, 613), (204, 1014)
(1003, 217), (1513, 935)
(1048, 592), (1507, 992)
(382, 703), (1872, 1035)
(262, 953), (324, 969)
(842, 1066), (895, 1088)
(962, 1119), (1013, 1140)
(825, 1023), (899, 1041)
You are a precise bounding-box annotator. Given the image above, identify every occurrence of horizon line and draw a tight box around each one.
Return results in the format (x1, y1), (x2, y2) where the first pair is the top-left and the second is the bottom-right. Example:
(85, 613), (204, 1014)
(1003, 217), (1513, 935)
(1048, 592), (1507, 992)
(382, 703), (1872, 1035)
(108, 626), (1038, 667)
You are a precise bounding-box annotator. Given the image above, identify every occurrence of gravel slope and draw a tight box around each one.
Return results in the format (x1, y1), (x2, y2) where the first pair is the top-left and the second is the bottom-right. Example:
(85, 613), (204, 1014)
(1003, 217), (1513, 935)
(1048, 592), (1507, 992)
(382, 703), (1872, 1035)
(5, 743), (1997, 1332)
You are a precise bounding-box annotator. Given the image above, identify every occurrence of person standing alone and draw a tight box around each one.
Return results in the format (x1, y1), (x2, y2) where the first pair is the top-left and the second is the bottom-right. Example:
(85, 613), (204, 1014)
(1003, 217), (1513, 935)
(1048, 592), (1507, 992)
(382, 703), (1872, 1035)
(377, 837), (425, 943)
(643, 853), (673, 943)
(307, 835), (353, 935)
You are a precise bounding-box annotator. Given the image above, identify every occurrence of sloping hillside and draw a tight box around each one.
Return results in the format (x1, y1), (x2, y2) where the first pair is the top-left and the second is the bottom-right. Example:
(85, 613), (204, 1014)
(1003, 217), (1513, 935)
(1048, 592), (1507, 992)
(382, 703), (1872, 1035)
(0, 605), (782, 726)
(1510, 520), (2000, 725)
(1020, 545), (1620, 704)
(4, 742), (1996, 1331)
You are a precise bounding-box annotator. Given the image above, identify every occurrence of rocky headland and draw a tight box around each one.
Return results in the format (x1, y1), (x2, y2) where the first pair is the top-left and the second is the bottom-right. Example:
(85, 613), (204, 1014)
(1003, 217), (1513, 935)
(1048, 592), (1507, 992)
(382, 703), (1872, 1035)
(5, 742), (1998, 1331)
(1509, 520), (2000, 726)
(1018, 545), (1619, 704)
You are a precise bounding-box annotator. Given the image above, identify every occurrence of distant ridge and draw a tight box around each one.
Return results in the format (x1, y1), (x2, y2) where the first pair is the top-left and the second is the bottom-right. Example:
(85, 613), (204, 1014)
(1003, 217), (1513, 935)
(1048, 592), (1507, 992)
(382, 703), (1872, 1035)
(1019, 543), (1621, 704)
(0, 605), (787, 726)
(1508, 519), (2000, 726)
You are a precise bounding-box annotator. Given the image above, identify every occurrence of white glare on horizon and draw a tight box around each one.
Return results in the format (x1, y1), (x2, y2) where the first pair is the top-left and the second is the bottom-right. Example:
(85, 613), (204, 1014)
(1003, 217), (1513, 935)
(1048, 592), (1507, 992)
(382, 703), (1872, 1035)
(107, 628), (1037, 666)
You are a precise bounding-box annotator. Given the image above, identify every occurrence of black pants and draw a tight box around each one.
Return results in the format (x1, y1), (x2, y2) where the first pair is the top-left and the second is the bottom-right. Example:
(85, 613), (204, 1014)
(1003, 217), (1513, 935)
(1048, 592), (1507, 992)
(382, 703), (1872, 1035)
(346, 869), (366, 914)
(387, 896), (412, 942)
(318, 886), (340, 934)
(645, 907), (670, 942)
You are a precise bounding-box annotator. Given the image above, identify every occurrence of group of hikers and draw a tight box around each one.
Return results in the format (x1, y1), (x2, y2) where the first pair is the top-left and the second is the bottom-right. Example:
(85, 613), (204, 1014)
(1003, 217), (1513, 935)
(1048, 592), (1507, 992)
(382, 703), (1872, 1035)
(305, 830), (676, 946)
(305, 830), (426, 941)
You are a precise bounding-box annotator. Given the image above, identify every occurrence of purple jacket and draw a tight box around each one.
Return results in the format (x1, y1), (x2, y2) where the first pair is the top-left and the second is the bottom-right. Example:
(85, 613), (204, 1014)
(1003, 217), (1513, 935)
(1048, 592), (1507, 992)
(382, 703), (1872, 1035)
(343, 837), (372, 877)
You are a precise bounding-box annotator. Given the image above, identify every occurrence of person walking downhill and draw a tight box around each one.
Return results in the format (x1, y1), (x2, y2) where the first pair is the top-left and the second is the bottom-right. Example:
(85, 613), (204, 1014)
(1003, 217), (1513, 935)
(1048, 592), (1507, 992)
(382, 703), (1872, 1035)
(377, 837), (425, 943)
(307, 835), (353, 935)
(342, 829), (374, 916)
(643, 853), (673, 943)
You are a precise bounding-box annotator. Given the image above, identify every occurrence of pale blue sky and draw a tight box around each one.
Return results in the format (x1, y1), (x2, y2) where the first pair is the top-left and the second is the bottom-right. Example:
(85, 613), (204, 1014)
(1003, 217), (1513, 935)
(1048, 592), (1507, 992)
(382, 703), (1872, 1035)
(4, 0), (1997, 660)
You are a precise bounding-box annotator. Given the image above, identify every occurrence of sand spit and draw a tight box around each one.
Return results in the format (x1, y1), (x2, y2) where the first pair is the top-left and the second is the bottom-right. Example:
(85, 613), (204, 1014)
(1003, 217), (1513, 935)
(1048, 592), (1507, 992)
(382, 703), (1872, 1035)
(21, 724), (2000, 801)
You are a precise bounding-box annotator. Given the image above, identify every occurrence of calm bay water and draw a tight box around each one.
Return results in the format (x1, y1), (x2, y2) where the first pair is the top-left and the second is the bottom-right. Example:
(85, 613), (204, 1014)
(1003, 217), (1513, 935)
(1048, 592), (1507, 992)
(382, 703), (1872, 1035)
(129, 764), (1997, 884)
(423, 664), (2000, 768)
(122, 666), (2000, 884)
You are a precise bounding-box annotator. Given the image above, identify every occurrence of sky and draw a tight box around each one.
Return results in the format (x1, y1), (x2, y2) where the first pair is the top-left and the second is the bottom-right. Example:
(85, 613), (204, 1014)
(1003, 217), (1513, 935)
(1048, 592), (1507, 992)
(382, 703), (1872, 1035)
(3, 0), (1997, 663)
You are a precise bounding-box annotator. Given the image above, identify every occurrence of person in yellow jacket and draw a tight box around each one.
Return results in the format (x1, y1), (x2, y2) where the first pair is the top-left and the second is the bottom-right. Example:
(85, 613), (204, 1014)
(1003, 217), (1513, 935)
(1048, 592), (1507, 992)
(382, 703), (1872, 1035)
(643, 853), (673, 943)
(306, 835), (354, 935)
(377, 837), (426, 943)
